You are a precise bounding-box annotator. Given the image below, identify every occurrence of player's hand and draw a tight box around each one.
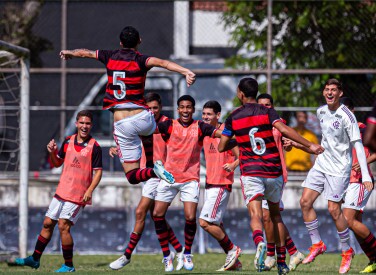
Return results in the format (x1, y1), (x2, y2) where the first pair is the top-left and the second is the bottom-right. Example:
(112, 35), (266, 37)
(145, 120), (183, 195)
(352, 162), (361, 173)
(223, 163), (235, 172)
(47, 139), (57, 153)
(309, 144), (324, 155)
(109, 147), (118, 158)
(363, 181), (373, 192)
(83, 190), (93, 203)
(282, 137), (293, 151)
(59, 50), (73, 60)
(186, 72), (196, 87)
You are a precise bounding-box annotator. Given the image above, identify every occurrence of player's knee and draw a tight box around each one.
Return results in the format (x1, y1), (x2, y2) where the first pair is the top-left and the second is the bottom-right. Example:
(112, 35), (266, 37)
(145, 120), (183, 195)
(199, 218), (210, 230)
(135, 207), (147, 221)
(42, 220), (56, 231)
(57, 219), (71, 233)
(328, 205), (341, 220)
(262, 211), (271, 224)
(300, 197), (312, 210)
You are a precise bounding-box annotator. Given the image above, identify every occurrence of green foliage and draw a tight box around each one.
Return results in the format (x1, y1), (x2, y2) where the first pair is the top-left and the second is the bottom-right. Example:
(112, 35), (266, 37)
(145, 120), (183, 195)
(0, 0), (53, 67)
(223, 0), (376, 107)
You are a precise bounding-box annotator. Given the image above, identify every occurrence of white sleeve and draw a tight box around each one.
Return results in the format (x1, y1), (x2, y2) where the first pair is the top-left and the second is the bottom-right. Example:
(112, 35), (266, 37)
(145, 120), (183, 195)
(353, 140), (372, 183)
(343, 108), (361, 142)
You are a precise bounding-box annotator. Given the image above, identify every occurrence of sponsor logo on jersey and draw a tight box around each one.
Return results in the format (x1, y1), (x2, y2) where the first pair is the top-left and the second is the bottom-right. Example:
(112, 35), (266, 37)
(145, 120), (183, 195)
(71, 157), (81, 168)
(209, 143), (217, 153)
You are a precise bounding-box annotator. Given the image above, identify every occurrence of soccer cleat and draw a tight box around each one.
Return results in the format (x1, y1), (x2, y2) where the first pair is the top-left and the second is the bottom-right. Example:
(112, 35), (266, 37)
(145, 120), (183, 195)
(12, 256), (40, 269)
(302, 240), (327, 264)
(153, 160), (175, 184)
(109, 255), (130, 270)
(288, 250), (305, 271)
(183, 254), (194, 271)
(359, 261), (376, 273)
(163, 252), (174, 272)
(254, 242), (267, 272)
(161, 251), (175, 263)
(339, 247), (355, 274)
(217, 259), (242, 272)
(54, 264), (76, 272)
(223, 246), (242, 270)
(176, 248), (185, 271)
(277, 262), (290, 275)
(263, 255), (276, 271)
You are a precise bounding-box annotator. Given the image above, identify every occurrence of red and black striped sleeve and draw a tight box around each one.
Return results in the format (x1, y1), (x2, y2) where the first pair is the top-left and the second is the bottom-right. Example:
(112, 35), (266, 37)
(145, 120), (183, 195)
(158, 119), (173, 142)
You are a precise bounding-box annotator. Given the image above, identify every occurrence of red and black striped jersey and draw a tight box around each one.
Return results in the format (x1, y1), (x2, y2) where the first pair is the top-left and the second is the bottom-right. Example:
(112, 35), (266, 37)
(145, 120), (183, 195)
(223, 103), (282, 178)
(97, 49), (151, 110)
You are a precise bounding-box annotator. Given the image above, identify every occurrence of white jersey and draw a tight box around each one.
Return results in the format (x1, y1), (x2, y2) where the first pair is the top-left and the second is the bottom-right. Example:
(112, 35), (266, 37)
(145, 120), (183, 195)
(314, 104), (361, 177)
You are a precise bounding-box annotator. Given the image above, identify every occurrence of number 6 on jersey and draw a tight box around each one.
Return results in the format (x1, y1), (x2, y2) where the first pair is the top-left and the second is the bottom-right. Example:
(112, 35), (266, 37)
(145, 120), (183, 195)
(249, 127), (266, 155)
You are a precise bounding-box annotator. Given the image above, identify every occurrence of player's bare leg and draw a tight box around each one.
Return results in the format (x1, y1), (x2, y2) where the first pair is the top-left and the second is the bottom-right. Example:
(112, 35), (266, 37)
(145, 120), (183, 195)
(56, 219), (76, 272)
(199, 219), (241, 271)
(247, 199), (266, 272)
(269, 202), (289, 275)
(300, 188), (326, 264)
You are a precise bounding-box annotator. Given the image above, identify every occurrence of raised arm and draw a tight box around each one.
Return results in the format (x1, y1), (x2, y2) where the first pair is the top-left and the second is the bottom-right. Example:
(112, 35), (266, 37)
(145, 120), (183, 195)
(274, 121), (324, 155)
(146, 57), (196, 87)
(60, 49), (96, 60)
(47, 139), (64, 167)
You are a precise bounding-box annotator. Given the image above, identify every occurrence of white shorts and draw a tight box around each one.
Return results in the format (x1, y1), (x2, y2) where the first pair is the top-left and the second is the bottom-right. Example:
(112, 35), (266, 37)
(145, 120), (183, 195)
(46, 197), (84, 225)
(142, 177), (160, 200)
(199, 186), (230, 225)
(113, 110), (156, 163)
(155, 180), (200, 203)
(343, 182), (373, 212)
(240, 175), (283, 206)
(302, 168), (349, 202)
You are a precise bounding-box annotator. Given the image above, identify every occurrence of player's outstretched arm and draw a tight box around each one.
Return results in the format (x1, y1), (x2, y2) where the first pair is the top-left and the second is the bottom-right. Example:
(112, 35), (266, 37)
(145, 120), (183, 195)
(109, 147), (118, 158)
(274, 121), (324, 155)
(147, 57), (196, 87)
(60, 49), (96, 60)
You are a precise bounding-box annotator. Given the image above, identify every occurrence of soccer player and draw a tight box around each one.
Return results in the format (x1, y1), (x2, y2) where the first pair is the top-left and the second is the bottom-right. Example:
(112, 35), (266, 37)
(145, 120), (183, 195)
(299, 79), (372, 274)
(218, 78), (323, 275)
(60, 26), (196, 186)
(108, 92), (183, 270)
(256, 93), (305, 272)
(152, 95), (223, 272)
(199, 100), (242, 271)
(340, 97), (376, 274)
(10, 110), (102, 272)
(363, 100), (376, 152)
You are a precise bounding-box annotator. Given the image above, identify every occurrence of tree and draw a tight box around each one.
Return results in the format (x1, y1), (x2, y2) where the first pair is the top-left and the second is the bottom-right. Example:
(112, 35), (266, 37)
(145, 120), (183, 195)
(223, 0), (376, 110)
(0, 0), (52, 67)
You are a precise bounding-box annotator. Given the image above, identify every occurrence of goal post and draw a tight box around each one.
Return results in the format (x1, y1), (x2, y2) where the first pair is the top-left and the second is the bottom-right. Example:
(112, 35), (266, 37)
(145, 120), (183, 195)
(0, 40), (30, 258)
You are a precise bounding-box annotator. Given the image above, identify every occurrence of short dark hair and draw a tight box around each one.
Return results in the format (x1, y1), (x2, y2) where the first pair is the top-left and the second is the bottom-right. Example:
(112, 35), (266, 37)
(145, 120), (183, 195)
(203, 100), (221, 114)
(324, 78), (342, 91)
(145, 92), (162, 105)
(76, 110), (93, 122)
(119, 26), (140, 48)
(256, 93), (274, 105)
(177, 95), (195, 107)
(295, 110), (308, 118)
(238, 77), (258, 98)
(340, 97), (355, 110)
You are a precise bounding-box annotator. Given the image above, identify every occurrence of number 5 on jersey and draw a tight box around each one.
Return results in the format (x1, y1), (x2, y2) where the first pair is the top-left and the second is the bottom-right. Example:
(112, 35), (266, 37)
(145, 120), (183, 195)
(113, 71), (126, 100)
(249, 127), (266, 155)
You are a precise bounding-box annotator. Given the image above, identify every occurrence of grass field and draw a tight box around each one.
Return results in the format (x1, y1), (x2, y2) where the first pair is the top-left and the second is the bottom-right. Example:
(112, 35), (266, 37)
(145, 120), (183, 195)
(0, 253), (371, 274)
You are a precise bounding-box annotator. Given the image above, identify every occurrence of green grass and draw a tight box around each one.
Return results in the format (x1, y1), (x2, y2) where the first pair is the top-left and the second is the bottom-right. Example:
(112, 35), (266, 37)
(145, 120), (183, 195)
(0, 253), (370, 274)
